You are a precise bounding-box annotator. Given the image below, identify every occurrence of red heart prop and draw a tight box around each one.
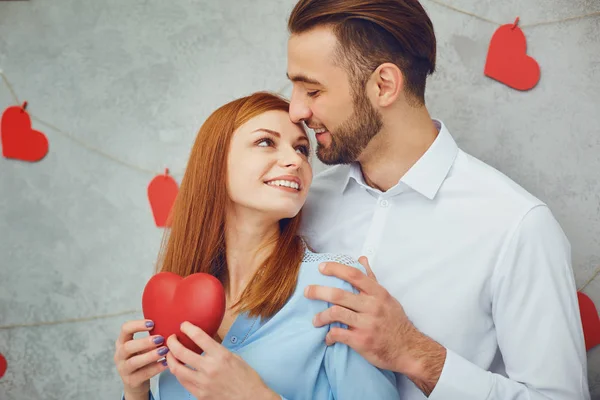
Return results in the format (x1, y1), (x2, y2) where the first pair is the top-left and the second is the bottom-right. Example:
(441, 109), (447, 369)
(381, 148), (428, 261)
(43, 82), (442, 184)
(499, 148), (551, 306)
(577, 291), (600, 351)
(142, 272), (226, 354)
(147, 170), (179, 227)
(1, 103), (49, 162)
(484, 19), (540, 91)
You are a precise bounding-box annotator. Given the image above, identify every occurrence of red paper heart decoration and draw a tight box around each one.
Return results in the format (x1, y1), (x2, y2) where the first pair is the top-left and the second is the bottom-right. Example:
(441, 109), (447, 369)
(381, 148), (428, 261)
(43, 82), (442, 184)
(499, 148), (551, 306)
(142, 271), (226, 354)
(0, 353), (7, 379)
(577, 291), (600, 351)
(148, 169), (179, 227)
(484, 18), (540, 91)
(1, 102), (49, 162)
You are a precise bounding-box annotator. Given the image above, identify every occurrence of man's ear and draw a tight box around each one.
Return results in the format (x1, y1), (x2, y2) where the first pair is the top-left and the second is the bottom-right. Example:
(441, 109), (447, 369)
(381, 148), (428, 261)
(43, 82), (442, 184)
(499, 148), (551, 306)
(371, 63), (404, 107)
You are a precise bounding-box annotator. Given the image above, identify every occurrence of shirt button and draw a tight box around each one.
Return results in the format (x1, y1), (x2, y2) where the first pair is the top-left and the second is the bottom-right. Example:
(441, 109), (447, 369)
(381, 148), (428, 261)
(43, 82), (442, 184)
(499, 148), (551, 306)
(230, 336), (238, 344)
(380, 200), (389, 207)
(365, 247), (374, 256)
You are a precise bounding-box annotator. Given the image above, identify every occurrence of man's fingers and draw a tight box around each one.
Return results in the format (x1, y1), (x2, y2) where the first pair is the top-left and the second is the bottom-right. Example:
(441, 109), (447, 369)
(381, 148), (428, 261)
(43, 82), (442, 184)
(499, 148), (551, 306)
(313, 305), (364, 329)
(325, 326), (358, 348)
(318, 262), (379, 294)
(117, 320), (154, 346)
(304, 285), (365, 312)
(358, 256), (377, 281)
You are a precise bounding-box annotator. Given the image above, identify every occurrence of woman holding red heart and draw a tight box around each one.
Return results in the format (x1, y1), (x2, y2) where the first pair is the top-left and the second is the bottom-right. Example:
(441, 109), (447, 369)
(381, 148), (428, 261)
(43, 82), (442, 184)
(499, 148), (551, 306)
(113, 91), (399, 400)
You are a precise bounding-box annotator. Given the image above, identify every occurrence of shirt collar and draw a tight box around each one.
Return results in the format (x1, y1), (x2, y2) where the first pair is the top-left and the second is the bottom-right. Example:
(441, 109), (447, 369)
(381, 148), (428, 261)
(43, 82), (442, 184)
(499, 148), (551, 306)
(341, 119), (458, 200)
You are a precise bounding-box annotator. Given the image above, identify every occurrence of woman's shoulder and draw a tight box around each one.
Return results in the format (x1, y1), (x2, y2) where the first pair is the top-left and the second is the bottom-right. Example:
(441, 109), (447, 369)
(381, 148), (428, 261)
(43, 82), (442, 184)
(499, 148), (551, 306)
(298, 244), (367, 288)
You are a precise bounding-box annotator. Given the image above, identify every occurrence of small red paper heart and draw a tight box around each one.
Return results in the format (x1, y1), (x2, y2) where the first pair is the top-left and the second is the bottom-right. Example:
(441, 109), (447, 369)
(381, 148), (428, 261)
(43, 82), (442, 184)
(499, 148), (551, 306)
(0, 353), (7, 379)
(484, 20), (540, 91)
(147, 171), (179, 227)
(1, 103), (49, 162)
(142, 272), (226, 354)
(577, 291), (600, 351)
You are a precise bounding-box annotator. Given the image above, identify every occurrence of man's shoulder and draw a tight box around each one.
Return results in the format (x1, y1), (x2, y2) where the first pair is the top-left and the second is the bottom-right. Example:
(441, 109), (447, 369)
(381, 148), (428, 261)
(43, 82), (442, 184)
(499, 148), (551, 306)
(307, 164), (351, 197)
(452, 149), (546, 212)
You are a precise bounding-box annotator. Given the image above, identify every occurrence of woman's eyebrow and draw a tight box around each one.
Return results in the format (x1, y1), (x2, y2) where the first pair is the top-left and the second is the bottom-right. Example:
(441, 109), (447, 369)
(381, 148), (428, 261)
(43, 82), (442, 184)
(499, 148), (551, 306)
(251, 128), (280, 137)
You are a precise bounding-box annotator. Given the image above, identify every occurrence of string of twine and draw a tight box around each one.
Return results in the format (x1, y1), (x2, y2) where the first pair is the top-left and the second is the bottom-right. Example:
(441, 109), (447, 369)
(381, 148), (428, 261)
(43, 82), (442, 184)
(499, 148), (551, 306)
(1, 7), (599, 330)
(0, 69), (292, 176)
(425, 0), (600, 28)
(0, 309), (141, 330)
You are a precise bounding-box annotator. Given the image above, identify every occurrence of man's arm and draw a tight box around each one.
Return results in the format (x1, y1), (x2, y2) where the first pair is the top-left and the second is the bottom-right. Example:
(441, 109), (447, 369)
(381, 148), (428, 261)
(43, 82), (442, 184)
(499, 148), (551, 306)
(417, 205), (589, 400)
(307, 205), (589, 400)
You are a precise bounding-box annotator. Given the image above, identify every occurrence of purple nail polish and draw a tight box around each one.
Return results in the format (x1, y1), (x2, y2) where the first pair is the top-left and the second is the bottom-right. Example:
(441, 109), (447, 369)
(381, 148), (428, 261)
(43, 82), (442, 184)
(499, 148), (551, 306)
(153, 336), (164, 345)
(145, 321), (154, 328)
(162, 360), (168, 367)
(157, 347), (169, 356)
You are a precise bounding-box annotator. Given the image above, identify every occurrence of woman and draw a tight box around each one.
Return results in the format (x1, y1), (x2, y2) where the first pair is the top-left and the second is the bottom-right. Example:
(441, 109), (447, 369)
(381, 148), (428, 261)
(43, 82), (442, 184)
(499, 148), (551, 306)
(113, 92), (399, 399)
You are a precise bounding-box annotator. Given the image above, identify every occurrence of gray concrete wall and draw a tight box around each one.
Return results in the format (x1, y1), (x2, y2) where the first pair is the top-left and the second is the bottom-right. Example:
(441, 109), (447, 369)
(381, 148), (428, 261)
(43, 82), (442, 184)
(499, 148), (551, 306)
(0, 0), (598, 399)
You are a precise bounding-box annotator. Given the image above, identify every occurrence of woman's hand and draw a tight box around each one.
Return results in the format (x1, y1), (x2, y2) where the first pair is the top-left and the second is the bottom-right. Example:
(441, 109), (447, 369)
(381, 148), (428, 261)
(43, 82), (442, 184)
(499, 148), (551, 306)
(114, 319), (169, 398)
(165, 321), (279, 400)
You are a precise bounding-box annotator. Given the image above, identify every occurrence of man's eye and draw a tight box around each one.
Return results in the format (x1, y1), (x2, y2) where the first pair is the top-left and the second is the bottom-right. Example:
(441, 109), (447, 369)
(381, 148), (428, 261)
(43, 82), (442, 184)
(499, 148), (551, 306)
(307, 90), (319, 98)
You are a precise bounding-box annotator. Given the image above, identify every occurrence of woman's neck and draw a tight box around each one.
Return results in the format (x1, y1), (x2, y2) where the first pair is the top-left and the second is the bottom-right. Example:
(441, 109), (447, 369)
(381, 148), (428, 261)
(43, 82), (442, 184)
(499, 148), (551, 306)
(223, 209), (279, 303)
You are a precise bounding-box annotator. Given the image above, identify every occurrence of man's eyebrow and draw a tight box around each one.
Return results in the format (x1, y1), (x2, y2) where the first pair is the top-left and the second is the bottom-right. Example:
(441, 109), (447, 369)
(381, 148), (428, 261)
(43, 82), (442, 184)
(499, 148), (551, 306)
(286, 73), (322, 86)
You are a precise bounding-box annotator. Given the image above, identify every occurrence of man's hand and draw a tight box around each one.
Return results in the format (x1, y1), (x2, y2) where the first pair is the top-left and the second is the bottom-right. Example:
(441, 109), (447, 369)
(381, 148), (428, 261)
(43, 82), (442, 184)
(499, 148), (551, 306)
(165, 322), (280, 400)
(304, 256), (447, 395)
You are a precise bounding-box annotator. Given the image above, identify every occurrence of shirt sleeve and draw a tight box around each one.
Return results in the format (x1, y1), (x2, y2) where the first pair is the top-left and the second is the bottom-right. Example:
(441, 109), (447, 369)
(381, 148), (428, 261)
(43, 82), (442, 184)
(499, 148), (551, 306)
(428, 205), (590, 400)
(324, 262), (400, 400)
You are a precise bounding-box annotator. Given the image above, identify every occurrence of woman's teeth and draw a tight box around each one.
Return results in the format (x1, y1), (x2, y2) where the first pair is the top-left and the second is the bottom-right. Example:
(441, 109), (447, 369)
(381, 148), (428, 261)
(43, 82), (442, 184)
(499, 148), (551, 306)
(266, 180), (300, 190)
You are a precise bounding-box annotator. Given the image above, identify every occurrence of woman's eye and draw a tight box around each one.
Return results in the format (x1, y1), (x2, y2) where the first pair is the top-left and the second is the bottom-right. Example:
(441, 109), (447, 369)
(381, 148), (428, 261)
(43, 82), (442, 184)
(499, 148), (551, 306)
(296, 145), (310, 156)
(257, 138), (274, 147)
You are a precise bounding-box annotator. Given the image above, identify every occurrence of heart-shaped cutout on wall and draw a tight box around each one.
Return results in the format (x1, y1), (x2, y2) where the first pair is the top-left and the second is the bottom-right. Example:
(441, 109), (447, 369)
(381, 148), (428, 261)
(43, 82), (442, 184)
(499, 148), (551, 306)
(1, 103), (49, 162)
(484, 18), (541, 91)
(147, 170), (179, 227)
(577, 291), (600, 351)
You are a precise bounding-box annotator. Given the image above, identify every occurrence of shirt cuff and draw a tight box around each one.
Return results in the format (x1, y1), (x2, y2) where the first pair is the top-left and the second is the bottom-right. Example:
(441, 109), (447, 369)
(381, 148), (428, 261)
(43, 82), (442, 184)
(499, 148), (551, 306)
(428, 348), (494, 400)
(121, 392), (155, 400)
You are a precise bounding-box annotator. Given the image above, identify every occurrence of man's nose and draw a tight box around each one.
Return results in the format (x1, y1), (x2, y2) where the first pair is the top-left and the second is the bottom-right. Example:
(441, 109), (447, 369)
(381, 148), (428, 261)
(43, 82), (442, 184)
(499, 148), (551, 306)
(289, 88), (312, 124)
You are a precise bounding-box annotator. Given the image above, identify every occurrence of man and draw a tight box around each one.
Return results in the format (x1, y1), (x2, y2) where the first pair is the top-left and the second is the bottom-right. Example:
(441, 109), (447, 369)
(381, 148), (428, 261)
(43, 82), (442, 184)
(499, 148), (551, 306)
(286, 0), (591, 399)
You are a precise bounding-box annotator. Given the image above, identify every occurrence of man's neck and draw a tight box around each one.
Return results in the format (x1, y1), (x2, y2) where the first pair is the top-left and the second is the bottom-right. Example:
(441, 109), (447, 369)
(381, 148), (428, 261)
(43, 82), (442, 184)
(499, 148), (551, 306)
(357, 106), (438, 192)
(224, 209), (279, 303)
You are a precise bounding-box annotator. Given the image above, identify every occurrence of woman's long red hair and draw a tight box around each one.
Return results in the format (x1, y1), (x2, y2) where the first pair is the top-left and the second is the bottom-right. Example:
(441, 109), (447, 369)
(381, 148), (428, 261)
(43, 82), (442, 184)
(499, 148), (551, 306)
(155, 92), (305, 319)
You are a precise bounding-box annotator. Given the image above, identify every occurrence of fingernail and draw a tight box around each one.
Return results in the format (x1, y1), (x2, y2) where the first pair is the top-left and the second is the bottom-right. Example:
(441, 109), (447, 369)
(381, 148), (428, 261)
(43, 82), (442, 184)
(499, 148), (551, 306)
(157, 347), (169, 356)
(319, 263), (325, 272)
(161, 359), (168, 367)
(304, 287), (309, 297)
(153, 336), (164, 345)
(313, 316), (318, 326)
(145, 321), (154, 328)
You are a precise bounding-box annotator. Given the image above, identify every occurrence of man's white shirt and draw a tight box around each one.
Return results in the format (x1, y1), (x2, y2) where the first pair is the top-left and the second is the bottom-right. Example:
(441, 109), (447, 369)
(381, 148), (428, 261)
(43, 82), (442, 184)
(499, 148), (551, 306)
(299, 120), (590, 400)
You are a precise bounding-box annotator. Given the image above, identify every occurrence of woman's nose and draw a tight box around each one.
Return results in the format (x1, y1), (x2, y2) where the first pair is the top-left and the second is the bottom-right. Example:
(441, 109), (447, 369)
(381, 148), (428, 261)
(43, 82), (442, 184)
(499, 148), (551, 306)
(281, 148), (304, 169)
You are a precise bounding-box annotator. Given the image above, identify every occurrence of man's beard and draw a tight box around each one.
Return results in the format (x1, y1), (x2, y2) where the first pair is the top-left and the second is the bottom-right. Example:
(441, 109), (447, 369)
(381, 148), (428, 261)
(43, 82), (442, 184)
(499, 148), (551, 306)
(315, 89), (383, 165)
